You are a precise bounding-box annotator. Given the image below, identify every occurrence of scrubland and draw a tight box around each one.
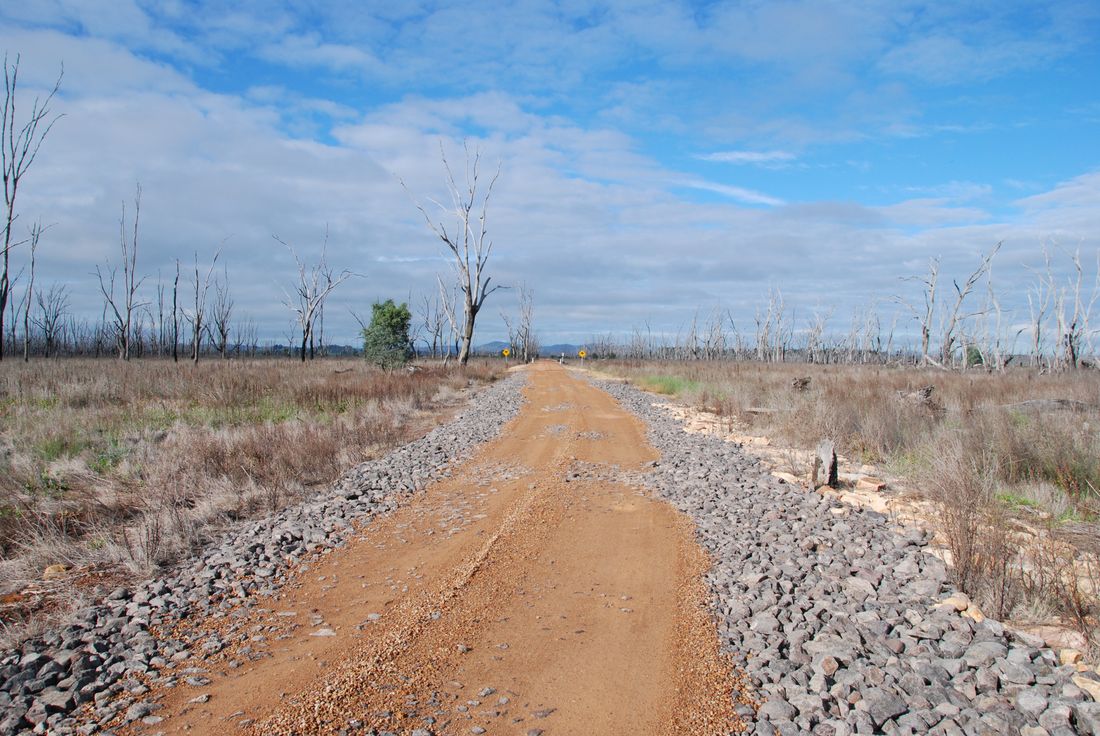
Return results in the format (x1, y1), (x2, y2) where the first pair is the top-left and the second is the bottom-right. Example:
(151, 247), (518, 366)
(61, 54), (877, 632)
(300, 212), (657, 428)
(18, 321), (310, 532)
(0, 358), (503, 644)
(602, 359), (1100, 650)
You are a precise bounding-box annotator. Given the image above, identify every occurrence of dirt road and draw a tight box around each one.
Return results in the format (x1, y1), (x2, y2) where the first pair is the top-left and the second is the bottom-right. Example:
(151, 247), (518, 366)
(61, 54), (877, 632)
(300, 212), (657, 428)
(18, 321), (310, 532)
(128, 363), (743, 735)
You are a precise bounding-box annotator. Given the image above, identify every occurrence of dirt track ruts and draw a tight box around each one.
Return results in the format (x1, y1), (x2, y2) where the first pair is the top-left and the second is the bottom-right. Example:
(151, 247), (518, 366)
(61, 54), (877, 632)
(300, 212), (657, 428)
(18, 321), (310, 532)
(123, 362), (744, 736)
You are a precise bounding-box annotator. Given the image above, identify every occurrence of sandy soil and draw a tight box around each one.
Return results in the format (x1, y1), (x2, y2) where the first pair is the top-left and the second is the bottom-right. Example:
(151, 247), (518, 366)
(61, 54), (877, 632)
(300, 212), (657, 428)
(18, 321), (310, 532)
(120, 362), (744, 736)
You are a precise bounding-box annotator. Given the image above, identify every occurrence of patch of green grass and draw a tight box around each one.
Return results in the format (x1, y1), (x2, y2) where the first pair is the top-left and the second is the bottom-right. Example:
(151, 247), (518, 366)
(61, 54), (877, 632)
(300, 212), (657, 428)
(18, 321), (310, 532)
(35, 435), (90, 462)
(90, 442), (128, 475)
(997, 492), (1041, 511)
(639, 375), (701, 396)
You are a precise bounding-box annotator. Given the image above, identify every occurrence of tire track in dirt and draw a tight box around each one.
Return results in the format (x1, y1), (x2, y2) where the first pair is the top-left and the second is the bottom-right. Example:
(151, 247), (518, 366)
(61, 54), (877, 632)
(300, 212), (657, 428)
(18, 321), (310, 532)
(121, 363), (746, 735)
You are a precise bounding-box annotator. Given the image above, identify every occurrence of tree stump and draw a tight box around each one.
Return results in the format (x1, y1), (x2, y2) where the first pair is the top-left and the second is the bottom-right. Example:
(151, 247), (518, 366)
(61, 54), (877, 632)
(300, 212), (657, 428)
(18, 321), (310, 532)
(812, 439), (838, 488)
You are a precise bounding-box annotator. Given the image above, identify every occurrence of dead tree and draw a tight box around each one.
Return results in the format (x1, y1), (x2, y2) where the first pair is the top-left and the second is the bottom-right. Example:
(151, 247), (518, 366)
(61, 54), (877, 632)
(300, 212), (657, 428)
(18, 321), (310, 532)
(517, 284), (535, 362)
(171, 259), (180, 362)
(437, 274), (460, 366)
(209, 264), (233, 358)
(21, 220), (42, 360)
(186, 251), (218, 363)
(895, 258), (939, 365)
(277, 232), (352, 362)
(1026, 249), (1054, 368)
(805, 306), (833, 364)
(410, 142), (505, 366)
(34, 282), (68, 357)
(1, 55), (61, 361)
(939, 243), (1000, 366)
(417, 291), (447, 358)
(96, 186), (146, 360)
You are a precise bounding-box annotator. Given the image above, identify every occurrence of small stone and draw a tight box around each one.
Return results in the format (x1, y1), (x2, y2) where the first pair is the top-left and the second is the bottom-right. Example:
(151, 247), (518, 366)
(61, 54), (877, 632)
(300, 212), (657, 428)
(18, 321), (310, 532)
(310, 628), (337, 637)
(940, 594), (970, 612)
(860, 688), (907, 728)
(1073, 675), (1100, 702)
(1061, 648), (1084, 666)
(43, 563), (69, 580)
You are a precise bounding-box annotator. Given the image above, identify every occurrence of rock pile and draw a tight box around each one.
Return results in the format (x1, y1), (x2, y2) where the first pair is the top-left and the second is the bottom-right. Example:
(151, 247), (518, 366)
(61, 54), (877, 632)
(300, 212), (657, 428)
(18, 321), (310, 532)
(598, 378), (1100, 736)
(0, 374), (526, 735)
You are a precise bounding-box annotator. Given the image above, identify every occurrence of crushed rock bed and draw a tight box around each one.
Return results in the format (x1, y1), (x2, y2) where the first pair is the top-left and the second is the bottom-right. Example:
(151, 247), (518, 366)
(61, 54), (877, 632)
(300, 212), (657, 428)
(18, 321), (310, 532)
(0, 373), (527, 736)
(596, 377), (1100, 736)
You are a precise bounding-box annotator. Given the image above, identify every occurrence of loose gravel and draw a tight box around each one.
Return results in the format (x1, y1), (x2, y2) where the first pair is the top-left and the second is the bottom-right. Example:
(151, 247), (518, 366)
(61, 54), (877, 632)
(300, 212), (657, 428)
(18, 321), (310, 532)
(0, 373), (526, 736)
(596, 376), (1100, 736)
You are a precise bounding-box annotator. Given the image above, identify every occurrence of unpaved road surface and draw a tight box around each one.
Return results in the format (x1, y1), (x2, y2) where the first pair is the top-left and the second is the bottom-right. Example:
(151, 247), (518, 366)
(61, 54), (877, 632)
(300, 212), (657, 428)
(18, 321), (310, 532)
(128, 363), (742, 735)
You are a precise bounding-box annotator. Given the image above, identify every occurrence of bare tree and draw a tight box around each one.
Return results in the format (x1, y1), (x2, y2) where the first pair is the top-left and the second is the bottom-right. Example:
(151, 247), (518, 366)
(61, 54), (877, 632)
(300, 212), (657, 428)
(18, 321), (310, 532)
(186, 251), (219, 363)
(96, 185), (146, 360)
(896, 257), (939, 365)
(939, 243), (1000, 366)
(417, 291), (448, 359)
(21, 220), (43, 360)
(805, 306), (834, 364)
(1, 55), (61, 361)
(171, 259), (180, 362)
(409, 142), (505, 366)
(34, 281), (68, 357)
(277, 231), (352, 362)
(209, 264), (233, 358)
(1026, 248), (1054, 368)
(437, 274), (460, 366)
(517, 283), (535, 362)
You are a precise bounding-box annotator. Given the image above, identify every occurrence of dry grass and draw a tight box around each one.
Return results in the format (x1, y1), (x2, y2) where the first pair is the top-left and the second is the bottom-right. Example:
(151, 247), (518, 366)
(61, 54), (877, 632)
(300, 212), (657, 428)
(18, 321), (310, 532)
(601, 359), (1100, 649)
(0, 357), (503, 644)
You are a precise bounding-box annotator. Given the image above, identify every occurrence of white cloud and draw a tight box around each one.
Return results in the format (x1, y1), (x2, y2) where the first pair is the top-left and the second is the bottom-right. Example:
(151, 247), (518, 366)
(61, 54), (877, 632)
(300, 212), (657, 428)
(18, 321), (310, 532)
(696, 150), (796, 166)
(681, 180), (786, 207)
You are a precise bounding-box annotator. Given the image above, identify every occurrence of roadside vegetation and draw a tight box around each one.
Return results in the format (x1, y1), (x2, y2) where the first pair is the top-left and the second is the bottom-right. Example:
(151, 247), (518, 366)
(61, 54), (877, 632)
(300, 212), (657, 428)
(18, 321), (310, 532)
(0, 357), (503, 645)
(600, 359), (1100, 651)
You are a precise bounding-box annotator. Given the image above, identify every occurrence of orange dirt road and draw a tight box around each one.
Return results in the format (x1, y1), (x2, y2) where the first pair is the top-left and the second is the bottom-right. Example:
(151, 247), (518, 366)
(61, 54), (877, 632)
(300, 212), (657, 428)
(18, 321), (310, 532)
(126, 363), (742, 736)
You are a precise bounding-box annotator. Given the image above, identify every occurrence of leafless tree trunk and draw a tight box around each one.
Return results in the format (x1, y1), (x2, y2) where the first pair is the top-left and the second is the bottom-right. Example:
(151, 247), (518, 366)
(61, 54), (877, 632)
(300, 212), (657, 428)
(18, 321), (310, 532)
(806, 307), (833, 364)
(437, 275), (460, 366)
(96, 185), (146, 360)
(277, 231), (352, 362)
(21, 220), (42, 361)
(939, 243), (1000, 366)
(34, 282), (67, 358)
(417, 291), (447, 358)
(186, 251), (218, 363)
(210, 264), (233, 358)
(896, 257), (939, 365)
(1, 55), (61, 362)
(171, 259), (180, 362)
(516, 283), (535, 362)
(409, 142), (505, 366)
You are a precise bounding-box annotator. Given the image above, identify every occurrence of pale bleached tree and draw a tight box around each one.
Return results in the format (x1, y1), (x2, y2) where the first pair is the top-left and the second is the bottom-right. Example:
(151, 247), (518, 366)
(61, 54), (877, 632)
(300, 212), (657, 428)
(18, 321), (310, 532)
(1, 55), (61, 361)
(186, 251), (219, 363)
(277, 231), (352, 362)
(96, 185), (146, 360)
(409, 142), (505, 366)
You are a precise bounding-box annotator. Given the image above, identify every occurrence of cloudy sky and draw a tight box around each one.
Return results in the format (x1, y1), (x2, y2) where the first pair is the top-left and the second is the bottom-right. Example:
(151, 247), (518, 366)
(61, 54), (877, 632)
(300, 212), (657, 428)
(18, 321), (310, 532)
(1, 1), (1099, 348)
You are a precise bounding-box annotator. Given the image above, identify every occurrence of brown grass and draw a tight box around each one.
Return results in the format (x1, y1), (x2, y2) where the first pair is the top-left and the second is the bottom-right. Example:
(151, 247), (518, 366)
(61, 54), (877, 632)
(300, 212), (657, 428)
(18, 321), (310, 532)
(600, 359), (1100, 650)
(0, 357), (504, 645)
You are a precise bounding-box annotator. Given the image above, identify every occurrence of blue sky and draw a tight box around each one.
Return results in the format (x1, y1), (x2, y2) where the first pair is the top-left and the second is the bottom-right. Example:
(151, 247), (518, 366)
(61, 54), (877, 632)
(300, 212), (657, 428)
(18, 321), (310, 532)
(1, 1), (1099, 349)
